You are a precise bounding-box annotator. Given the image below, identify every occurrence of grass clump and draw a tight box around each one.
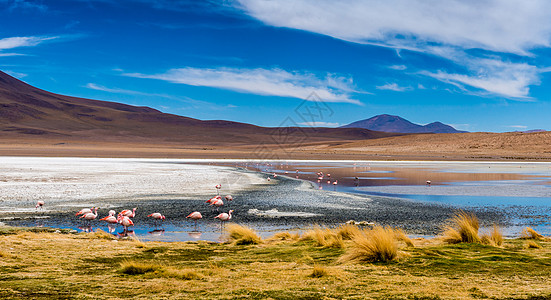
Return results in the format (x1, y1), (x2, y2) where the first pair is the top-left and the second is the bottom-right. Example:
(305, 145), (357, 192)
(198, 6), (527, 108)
(301, 227), (344, 248)
(227, 224), (262, 245)
(162, 268), (203, 280)
(119, 260), (160, 275)
(481, 225), (504, 247)
(442, 211), (480, 244)
(309, 265), (328, 278)
(268, 231), (300, 242)
(524, 240), (542, 249)
(336, 224), (361, 240)
(520, 227), (544, 240)
(339, 226), (398, 263)
(395, 228), (414, 247)
(90, 229), (115, 240)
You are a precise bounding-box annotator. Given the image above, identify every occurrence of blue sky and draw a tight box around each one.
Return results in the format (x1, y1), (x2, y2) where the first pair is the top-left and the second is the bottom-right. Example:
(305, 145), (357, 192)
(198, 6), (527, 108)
(1, 0), (551, 132)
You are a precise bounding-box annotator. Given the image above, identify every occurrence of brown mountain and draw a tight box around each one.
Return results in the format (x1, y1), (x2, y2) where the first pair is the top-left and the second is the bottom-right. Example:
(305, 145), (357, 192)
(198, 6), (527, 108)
(0, 70), (400, 148)
(341, 114), (465, 133)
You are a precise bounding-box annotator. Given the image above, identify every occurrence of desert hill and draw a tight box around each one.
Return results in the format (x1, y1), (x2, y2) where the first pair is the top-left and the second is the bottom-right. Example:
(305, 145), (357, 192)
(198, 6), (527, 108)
(0, 70), (399, 147)
(341, 114), (464, 133)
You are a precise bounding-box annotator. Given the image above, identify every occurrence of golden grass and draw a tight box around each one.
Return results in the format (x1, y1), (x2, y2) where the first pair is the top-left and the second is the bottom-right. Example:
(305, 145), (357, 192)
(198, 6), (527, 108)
(524, 240), (542, 249)
(520, 227), (544, 240)
(1, 227), (551, 299)
(339, 226), (398, 263)
(336, 224), (361, 240)
(227, 224), (262, 245)
(301, 227), (344, 248)
(442, 211), (480, 244)
(268, 231), (300, 242)
(394, 228), (414, 247)
(161, 267), (203, 280)
(89, 229), (115, 240)
(310, 265), (328, 278)
(119, 260), (161, 275)
(481, 225), (504, 247)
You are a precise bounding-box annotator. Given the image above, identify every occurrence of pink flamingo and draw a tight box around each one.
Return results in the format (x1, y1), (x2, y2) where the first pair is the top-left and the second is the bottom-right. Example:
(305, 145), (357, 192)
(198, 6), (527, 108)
(206, 195), (222, 204)
(76, 207), (92, 216)
(225, 195), (233, 201)
(108, 210), (116, 216)
(186, 211), (202, 229)
(210, 199), (224, 210)
(147, 212), (165, 227)
(35, 200), (45, 211)
(119, 208), (137, 218)
(118, 215), (134, 231)
(99, 214), (118, 224)
(80, 207), (98, 224)
(215, 184), (222, 195)
(214, 210), (233, 228)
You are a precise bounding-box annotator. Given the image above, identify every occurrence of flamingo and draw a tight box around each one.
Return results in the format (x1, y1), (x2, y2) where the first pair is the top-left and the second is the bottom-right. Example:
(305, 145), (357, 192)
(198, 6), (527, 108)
(76, 207), (92, 216)
(119, 207), (137, 218)
(108, 210), (116, 216)
(206, 195), (222, 204)
(186, 211), (202, 229)
(80, 207), (98, 224)
(210, 199), (224, 210)
(426, 180), (432, 186)
(214, 210), (233, 228)
(225, 195), (233, 201)
(148, 213), (165, 227)
(99, 214), (118, 224)
(35, 200), (45, 211)
(215, 184), (222, 195)
(118, 215), (134, 231)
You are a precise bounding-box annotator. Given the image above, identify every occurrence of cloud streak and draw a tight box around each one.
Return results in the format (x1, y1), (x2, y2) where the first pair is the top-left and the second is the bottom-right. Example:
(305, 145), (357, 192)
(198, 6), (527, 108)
(376, 83), (412, 92)
(125, 67), (361, 104)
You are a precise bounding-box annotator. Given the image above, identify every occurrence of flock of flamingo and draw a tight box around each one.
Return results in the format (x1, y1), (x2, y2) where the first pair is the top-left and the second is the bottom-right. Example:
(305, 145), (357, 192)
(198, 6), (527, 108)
(34, 183), (236, 235)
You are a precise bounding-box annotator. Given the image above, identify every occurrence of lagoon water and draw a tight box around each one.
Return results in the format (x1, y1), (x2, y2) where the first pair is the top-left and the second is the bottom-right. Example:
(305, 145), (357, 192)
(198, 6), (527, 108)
(1, 157), (550, 241)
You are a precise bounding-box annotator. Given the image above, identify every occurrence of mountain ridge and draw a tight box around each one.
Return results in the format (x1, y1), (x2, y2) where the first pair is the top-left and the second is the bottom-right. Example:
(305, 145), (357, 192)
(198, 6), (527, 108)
(341, 114), (466, 133)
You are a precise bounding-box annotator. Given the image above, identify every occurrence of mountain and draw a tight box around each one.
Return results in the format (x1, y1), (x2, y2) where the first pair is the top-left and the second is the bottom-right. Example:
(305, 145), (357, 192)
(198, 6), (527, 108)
(0, 70), (401, 146)
(340, 114), (465, 134)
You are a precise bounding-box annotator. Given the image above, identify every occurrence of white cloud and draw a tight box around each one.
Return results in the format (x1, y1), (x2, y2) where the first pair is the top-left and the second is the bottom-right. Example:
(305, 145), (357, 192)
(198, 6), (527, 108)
(86, 82), (238, 111)
(4, 70), (27, 78)
(421, 59), (539, 99)
(506, 125), (528, 129)
(236, 0), (551, 99)
(125, 67), (361, 104)
(0, 36), (56, 51)
(297, 121), (340, 127)
(389, 65), (407, 70)
(376, 83), (412, 92)
(237, 0), (551, 55)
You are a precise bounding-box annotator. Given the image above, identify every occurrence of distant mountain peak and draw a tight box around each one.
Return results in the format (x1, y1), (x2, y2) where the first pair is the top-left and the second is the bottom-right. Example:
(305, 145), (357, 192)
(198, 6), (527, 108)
(341, 114), (466, 134)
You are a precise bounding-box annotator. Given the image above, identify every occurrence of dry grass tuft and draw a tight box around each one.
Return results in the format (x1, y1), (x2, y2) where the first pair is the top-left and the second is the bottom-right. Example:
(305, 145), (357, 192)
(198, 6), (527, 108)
(227, 224), (262, 245)
(119, 260), (160, 275)
(162, 268), (203, 280)
(481, 225), (504, 247)
(524, 240), (542, 249)
(268, 231), (300, 242)
(520, 227), (544, 240)
(336, 224), (361, 240)
(309, 265), (328, 278)
(90, 229), (115, 240)
(394, 228), (414, 247)
(442, 211), (480, 244)
(129, 236), (147, 248)
(0, 249), (12, 258)
(301, 227), (344, 248)
(339, 226), (398, 263)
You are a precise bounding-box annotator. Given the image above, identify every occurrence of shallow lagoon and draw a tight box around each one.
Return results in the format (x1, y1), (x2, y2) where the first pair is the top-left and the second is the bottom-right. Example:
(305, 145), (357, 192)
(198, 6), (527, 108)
(1, 157), (550, 240)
